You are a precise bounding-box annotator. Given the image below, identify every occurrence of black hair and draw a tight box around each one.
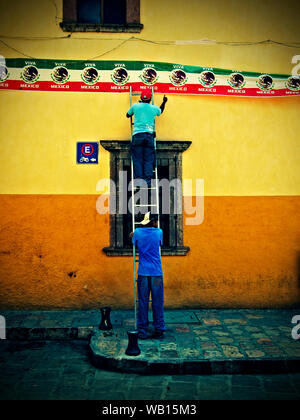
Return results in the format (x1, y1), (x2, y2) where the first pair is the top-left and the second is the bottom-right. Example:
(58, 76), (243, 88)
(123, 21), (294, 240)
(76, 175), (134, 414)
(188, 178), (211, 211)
(148, 214), (158, 227)
(138, 213), (158, 228)
(150, 214), (159, 222)
(141, 220), (157, 228)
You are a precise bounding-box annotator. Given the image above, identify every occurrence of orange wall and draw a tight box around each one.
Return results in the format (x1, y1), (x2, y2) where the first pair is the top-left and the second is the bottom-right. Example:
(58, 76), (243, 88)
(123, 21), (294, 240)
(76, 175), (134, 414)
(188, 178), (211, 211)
(0, 194), (299, 309)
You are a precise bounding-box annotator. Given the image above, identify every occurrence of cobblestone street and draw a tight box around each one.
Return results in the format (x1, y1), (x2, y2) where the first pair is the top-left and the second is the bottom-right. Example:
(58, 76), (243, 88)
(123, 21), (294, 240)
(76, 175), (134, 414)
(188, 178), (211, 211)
(3, 309), (300, 375)
(1, 340), (300, 400)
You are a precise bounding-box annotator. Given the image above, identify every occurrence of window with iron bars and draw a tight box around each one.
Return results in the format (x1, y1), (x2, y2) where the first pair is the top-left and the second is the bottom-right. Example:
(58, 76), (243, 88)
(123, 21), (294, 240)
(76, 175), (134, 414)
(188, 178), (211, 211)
(60, 0), (143, 32)
(100, 140), (191, 256)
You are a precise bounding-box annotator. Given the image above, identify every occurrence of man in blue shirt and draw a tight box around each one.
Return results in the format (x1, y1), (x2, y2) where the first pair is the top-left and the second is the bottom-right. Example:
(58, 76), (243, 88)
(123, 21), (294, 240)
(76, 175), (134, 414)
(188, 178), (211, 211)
(131, 211), (166, 339)
(127, 89), (168, 186)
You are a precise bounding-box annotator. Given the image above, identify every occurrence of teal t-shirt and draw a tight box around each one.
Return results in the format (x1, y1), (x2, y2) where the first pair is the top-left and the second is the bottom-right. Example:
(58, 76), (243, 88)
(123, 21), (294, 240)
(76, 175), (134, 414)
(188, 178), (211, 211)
(127, 102), (161, 135)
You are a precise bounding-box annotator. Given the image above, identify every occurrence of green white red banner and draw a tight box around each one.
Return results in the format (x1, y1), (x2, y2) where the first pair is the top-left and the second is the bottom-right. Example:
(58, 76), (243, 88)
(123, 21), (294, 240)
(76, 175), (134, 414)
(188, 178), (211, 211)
(0, 58), (299, 97)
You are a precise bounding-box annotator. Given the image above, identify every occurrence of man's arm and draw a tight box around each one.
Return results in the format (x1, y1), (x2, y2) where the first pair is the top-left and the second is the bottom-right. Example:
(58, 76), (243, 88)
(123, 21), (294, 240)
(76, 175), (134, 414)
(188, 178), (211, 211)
(160, 229), (163, 247)
(130, 231), (138, 249)
(160, 95), (168, 114)
(126, 104), (134, 118)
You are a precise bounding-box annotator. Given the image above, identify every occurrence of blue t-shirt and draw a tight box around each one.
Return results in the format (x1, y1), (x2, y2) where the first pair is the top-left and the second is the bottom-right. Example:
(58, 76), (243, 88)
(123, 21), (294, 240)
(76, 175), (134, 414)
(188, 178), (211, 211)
(127, 102), (161, 135)
(132, 227), (163, 276)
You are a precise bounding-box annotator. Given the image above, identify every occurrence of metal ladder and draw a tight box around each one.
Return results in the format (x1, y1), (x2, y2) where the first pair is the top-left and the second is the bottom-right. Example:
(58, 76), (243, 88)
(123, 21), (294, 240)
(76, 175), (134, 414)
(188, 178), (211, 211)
(129, 86), (161, 330)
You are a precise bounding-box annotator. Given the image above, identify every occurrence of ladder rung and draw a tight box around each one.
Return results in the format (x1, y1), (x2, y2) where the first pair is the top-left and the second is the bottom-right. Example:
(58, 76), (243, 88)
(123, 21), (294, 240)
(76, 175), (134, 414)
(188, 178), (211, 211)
(136, 300), (152, 302)
(134, 187), (157, 190)
(135, 204), (158, 207)
(134, 219), (157, 223)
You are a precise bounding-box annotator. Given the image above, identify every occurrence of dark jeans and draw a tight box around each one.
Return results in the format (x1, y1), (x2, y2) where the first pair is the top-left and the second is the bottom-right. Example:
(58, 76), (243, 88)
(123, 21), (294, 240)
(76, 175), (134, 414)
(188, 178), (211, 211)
(137, 275), (166, 338)
(131, 132), (155, 187)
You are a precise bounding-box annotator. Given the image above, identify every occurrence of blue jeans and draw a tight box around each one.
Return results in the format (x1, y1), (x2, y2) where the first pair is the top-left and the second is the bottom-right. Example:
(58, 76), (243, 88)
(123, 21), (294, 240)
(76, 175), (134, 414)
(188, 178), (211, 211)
(137, 275), (166, 337)
(131, 133), (155, 187)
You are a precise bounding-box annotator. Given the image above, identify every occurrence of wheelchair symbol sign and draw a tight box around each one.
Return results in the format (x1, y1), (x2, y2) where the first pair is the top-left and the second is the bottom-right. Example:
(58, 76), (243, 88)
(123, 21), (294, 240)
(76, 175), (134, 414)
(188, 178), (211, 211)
(77, 142), (98, 164)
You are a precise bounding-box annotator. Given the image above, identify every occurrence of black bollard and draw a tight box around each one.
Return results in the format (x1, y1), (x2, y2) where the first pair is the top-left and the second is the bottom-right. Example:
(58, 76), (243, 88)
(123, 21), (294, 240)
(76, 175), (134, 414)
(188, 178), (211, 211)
(125, 330), (141, 356)
(99, 307), (113, 330)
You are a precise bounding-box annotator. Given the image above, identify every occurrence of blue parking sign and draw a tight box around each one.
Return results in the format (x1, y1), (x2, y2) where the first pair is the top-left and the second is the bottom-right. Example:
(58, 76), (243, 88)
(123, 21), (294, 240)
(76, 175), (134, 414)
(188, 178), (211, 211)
(77, 142), (99, 164)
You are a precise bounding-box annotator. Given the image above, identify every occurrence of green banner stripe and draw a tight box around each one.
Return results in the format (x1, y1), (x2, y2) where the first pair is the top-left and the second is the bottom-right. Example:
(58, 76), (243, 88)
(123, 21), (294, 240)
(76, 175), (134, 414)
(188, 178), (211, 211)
(2, 58), (293, 79)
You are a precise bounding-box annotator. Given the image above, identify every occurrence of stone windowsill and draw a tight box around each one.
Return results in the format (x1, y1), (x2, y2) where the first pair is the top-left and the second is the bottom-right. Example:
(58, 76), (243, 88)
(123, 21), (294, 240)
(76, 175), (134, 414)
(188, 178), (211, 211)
(100, 140), (192, 153)
(103, 246), (190, 257)
(60, 22), (143, 33)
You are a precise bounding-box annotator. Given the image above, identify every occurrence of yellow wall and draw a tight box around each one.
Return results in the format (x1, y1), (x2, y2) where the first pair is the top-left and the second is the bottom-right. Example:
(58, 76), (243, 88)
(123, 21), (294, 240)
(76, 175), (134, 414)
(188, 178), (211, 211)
(0, 0), (299, 308)
(0, 92), (299, 195)
(0, 0), (299, 195)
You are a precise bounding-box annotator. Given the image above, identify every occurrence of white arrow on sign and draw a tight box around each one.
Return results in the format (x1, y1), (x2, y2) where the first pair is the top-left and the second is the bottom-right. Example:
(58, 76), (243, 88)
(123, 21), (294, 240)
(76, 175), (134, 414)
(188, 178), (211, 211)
(91, 158), (97, 162)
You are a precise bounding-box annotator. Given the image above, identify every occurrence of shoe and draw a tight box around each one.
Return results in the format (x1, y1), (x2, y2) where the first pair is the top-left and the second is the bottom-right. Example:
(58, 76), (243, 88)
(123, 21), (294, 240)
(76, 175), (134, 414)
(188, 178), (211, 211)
(152, 330), (164, 339)
(138, 333), (148, 340)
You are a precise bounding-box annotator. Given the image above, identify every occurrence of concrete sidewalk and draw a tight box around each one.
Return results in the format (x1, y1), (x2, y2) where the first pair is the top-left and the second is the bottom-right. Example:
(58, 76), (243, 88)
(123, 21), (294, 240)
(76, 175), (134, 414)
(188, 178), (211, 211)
(1, 309), (300, 374)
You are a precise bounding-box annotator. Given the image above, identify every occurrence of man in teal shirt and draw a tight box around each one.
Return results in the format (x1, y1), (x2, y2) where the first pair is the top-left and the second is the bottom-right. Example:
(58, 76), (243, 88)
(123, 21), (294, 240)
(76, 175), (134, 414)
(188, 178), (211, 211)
(127, 89), (168, 186)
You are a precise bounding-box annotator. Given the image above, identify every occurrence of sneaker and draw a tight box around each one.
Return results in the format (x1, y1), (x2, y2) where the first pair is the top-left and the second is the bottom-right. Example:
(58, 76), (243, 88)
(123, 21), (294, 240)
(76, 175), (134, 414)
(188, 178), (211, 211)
(152, 330), (164, 339)
(137, 333), (148, 340)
